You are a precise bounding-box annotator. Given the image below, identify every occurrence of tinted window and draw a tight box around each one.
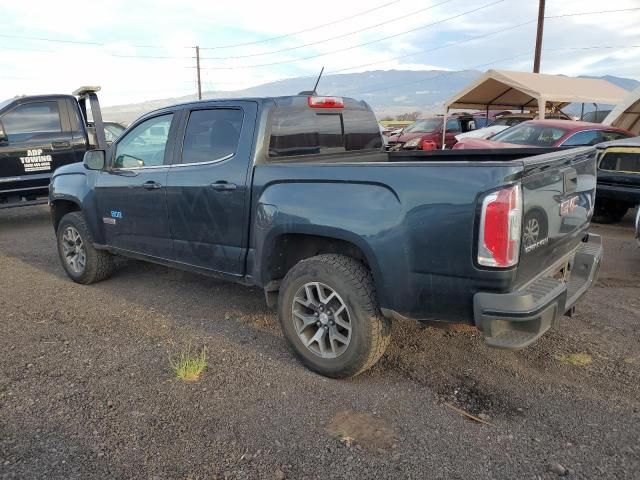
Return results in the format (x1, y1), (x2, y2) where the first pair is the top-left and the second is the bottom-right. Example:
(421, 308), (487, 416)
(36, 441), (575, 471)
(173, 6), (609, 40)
(600, 151), (640, 173)
(601, 130), (631, 142)
(182, 109), (243, 164)
(114, 114), (172, 168)
(2, 101), (61, 141)
(343, 110), (383, 150)
(561, 130), (601, 147)
(491, 123), (568, 147)
(446, 119), (460, 132)
(269, 110), (343, 157)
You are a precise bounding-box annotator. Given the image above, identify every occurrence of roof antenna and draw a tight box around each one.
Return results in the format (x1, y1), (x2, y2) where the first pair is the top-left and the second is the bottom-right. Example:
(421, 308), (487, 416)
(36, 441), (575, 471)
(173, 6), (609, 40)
(298, 66), (324, 96)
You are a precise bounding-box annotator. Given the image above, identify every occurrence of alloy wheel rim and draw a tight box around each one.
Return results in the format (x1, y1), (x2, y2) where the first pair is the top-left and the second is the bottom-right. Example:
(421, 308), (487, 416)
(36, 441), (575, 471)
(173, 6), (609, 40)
(62, 226), (86, 274)
(523, 218), (540, 246)
(292, 282), (352, 358)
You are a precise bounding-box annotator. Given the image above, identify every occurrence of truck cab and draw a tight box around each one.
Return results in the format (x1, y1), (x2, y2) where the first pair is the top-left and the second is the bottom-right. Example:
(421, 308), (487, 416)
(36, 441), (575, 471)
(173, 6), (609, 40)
(0, 87), (107, 208)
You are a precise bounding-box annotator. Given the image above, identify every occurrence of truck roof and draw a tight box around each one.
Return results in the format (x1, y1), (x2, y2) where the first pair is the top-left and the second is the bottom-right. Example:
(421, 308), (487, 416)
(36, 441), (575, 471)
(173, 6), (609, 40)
(141, 94), (372, 118)
(0, 94), (76, 112)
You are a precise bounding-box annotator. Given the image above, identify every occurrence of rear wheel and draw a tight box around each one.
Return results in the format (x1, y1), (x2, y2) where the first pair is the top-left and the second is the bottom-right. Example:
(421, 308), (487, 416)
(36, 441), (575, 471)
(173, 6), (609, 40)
(277, 254), (391, 378)
(57, 212), (114, 284)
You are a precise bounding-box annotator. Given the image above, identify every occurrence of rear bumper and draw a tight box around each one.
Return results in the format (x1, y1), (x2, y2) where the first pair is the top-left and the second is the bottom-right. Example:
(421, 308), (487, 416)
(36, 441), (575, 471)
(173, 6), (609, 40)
(474, 233), (602, 350)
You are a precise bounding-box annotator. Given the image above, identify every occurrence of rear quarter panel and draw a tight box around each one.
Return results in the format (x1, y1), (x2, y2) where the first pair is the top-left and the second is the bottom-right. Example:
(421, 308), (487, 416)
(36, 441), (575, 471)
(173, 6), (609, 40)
(251, 161), (523, 323)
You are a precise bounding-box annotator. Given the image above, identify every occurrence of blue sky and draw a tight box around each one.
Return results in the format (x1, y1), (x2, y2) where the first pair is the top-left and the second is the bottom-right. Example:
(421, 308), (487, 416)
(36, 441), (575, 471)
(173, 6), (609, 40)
(0, 0), (639, 106)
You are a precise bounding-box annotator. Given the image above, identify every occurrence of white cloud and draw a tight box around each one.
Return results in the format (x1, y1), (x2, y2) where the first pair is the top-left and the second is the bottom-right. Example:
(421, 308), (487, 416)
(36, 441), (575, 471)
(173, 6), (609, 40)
(0, 0), (638, 106)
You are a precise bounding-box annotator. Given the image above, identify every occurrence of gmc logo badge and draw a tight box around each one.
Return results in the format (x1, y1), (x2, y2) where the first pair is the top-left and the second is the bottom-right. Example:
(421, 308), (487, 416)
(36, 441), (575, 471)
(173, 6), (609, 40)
(560, 196), (578, 216)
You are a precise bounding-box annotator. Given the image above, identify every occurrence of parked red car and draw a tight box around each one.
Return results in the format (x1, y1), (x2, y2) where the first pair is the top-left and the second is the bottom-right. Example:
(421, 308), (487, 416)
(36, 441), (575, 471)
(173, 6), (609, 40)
(453, 119), (632, 149)
(387, 116), (474, 150)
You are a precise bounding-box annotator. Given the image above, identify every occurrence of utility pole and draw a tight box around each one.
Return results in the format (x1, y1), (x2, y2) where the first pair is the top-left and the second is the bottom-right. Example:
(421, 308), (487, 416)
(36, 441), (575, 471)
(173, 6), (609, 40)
(195, 45), (202, 100)
(533, 0), (546, 73)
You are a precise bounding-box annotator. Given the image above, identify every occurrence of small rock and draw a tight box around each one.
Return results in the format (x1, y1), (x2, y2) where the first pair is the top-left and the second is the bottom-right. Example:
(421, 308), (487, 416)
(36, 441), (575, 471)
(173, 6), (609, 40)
(224, 313), (230, 320)
(4, 461), (10, 466)
(107, 400), (113, 408)
(274, 469), (286, 480)
(97, 452), (105, 458)
(275, 440), (282, 447)
(478, 413), (490, 421)
(26, 363), (34, 368)
(548, 462), (567, 476)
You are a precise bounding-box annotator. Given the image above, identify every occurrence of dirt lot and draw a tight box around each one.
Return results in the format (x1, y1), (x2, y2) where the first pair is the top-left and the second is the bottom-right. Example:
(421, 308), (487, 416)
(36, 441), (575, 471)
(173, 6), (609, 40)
(1, 205), (638, 480)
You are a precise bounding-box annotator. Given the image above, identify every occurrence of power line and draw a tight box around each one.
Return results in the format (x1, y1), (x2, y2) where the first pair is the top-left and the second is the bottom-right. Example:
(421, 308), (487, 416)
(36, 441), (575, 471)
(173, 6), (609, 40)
(200, 0), (457, 60)
(198, 0), (402, 50)
(545, 6), (640, 19)
(325, 19), (537, 74)
(198, 0), (507, 69)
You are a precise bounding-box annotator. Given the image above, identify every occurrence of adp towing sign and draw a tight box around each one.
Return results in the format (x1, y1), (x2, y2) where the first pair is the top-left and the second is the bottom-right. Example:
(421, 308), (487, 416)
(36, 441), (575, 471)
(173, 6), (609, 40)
(20, 149), (52, 172)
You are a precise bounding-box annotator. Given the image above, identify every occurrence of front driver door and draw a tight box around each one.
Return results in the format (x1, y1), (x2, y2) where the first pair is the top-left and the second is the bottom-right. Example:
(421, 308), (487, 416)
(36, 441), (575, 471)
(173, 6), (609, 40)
(94, 112), (177, 259)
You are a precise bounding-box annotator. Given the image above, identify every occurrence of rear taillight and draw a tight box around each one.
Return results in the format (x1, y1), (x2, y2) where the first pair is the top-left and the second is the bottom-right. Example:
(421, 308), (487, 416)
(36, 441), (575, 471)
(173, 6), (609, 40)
(478, 184), (522, 268)
(308, 96), (344, 108)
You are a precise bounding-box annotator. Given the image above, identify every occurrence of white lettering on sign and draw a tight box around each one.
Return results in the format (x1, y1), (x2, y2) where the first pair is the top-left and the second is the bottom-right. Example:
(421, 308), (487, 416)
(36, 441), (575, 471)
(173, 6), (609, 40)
(19, 149), (52, 172)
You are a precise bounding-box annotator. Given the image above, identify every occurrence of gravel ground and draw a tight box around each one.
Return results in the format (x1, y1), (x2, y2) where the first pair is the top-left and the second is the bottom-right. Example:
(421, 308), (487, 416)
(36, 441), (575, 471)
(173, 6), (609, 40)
(1, 205), (638, 480)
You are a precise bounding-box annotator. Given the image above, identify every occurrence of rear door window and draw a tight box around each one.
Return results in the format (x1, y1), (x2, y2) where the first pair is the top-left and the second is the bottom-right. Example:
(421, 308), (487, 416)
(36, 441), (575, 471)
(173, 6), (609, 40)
(181, 108), (243, 164)
(2, 101), (62, 142)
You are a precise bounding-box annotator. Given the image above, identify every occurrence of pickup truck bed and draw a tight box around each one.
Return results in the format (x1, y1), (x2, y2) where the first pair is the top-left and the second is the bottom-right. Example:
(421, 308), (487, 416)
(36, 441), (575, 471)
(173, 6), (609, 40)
(49, 94), (602, 378)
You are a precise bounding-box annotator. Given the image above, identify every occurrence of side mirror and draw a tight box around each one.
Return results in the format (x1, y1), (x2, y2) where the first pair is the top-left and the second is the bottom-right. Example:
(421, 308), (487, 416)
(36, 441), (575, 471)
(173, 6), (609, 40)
(83, 149), (105, 170)
(0, 120), (8, 143)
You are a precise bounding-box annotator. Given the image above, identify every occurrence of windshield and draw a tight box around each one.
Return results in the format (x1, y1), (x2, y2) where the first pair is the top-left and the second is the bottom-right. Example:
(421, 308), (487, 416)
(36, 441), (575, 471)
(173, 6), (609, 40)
(0, 98), (14, 111)
(403, 119), (441, 133)
(490, 123), (568, 146)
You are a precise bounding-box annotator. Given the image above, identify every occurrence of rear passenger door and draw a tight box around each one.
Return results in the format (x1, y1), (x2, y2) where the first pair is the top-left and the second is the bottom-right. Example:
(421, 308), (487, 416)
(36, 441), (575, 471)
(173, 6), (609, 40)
(165, 102), (258, 275)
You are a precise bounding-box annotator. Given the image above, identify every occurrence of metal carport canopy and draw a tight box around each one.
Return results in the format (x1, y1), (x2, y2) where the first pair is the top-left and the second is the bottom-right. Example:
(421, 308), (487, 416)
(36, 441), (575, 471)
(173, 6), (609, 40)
(444, 69), (629, 114)
(603, 84), (640, 135)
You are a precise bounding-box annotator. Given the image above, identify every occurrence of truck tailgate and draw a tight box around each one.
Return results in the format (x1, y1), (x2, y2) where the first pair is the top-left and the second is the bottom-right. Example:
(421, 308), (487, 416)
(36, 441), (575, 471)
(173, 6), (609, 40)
(516, 147), (597, 287)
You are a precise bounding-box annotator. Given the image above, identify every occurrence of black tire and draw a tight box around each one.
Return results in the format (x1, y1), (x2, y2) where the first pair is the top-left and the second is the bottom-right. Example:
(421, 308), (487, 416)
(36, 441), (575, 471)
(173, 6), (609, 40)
(57, 212), (115, 284)
(592, 200), (628, 224)
(277, 254), (391, 378)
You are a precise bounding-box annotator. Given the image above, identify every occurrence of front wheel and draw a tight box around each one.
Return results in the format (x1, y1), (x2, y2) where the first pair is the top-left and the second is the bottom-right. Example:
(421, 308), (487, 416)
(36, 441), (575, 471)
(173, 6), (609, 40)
(57, 212), (115, 284)
(277, 254), (391, 378)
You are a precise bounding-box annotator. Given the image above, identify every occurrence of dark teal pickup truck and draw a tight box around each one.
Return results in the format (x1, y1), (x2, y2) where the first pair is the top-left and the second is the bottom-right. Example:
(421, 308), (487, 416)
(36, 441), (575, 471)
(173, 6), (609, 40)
(49, 94), (602, 378)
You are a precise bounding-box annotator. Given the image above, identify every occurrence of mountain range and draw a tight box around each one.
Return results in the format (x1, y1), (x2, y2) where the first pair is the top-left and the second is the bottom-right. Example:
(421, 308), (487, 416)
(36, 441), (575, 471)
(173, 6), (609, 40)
(102, 69), (639, 124)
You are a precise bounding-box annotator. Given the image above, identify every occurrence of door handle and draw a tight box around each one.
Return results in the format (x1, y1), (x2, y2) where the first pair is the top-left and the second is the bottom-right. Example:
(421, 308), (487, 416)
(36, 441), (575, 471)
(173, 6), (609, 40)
(210, 181), (237, 191)
(142, 180), (163, 190)
(51, 141), (71, 149)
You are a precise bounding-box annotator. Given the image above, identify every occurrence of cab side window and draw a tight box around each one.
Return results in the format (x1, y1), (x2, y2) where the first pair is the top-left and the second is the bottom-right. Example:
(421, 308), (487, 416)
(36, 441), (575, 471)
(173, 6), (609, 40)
(446, 119), (460, 132)
(2, 101), (62, 142)
(561, 130), (600, 147)
(114, 114), (173, 169)
(182, 109), (243, 164)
